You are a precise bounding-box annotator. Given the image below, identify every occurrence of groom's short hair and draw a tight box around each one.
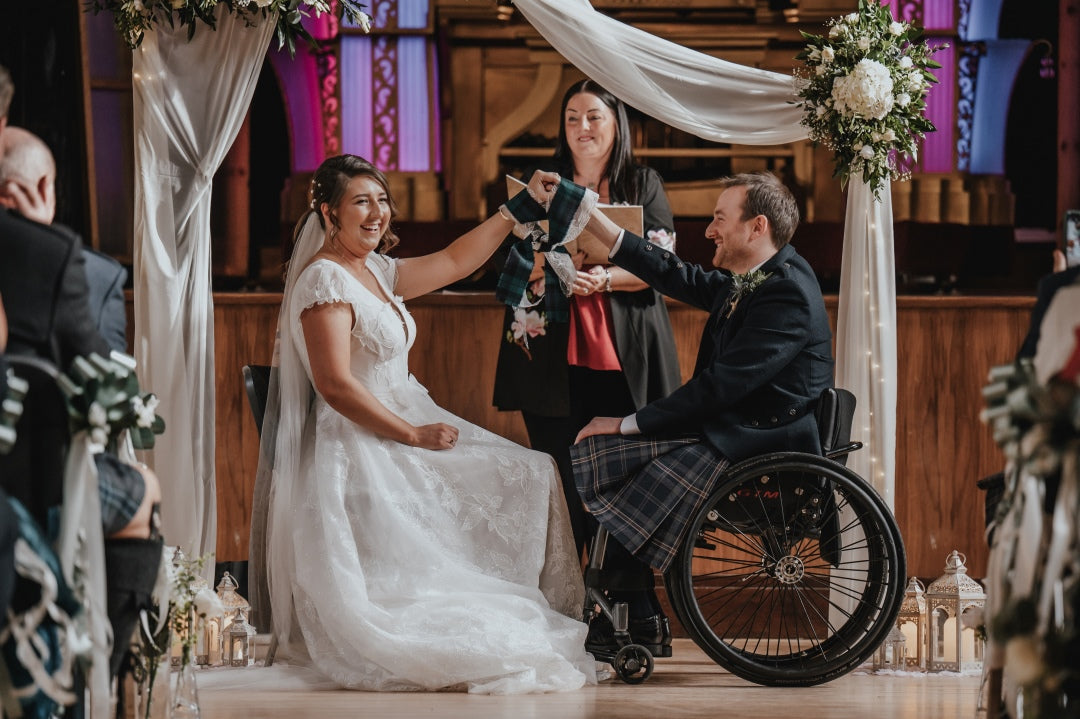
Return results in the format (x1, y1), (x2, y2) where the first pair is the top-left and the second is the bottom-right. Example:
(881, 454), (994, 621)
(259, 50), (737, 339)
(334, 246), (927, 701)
(720, 171), (799, 250)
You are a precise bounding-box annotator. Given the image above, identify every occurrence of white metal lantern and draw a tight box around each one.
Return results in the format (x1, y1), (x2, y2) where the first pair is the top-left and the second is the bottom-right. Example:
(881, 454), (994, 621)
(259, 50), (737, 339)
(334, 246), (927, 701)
(224, 608), (256, 667)
(211, 572), (251, 665)
(898, 577), (928, 669)
(926, 550), (986, 672)
(873, 624), (908, 672)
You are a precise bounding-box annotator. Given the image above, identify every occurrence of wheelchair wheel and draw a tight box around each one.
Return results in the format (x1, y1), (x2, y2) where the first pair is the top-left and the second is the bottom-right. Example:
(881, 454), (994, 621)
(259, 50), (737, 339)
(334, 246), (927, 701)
(612, 644), (654, 684)
(665, 452), (905, 687)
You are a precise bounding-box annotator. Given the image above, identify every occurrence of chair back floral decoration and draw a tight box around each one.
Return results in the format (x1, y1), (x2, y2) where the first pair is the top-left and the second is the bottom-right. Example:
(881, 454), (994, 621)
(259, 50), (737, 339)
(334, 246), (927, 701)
(58, 352), (165, 455)
(795, 0), (943, 196)
(87, 0), (372, 55)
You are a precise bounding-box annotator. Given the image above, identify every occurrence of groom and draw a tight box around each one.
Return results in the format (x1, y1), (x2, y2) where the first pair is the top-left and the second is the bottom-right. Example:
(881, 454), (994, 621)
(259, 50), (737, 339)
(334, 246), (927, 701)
(547, 171), (834, 652)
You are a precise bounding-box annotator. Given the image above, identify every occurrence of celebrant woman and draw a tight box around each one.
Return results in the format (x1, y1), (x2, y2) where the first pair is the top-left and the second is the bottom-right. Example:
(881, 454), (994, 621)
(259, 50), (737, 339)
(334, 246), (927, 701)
(250, 155), (595, 694)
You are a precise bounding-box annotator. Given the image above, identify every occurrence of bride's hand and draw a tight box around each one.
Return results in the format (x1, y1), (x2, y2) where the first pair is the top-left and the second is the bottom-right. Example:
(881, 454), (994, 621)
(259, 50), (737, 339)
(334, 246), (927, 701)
(526, 170), (560, 207)
(412, 423), (460, 451)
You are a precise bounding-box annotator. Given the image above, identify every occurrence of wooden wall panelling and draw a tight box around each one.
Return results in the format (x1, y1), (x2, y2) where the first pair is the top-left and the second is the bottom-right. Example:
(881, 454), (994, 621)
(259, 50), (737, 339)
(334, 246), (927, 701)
(211, 294), (280, 561)
(198, 292), (1032, 577)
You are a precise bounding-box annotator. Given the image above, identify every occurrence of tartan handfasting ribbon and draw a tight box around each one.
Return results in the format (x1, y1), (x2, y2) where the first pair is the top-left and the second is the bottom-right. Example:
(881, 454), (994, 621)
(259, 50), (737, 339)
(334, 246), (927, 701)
(495, 178), (599, 322)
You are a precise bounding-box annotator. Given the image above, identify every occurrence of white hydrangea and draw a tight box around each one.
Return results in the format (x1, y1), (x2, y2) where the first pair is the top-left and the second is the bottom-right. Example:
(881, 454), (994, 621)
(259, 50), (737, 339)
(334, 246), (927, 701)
(831, 58), (895, 120)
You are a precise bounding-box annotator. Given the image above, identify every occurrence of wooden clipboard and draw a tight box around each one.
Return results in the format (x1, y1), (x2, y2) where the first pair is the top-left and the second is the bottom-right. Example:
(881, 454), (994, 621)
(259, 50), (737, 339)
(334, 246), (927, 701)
(506, 175), (643, 266)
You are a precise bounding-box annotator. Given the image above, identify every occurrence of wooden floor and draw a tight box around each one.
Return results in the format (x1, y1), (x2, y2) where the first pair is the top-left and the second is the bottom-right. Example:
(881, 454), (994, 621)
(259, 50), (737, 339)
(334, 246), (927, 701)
(194, 640), (981, 719)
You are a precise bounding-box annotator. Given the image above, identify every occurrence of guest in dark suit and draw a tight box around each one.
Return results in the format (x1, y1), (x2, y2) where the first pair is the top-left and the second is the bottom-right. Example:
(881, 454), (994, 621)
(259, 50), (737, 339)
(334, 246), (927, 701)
(0, 125), (159, 539)
(78, 243), (128, 353)
(1017, 250), (1080, 361)
(534, 171), (834, 652)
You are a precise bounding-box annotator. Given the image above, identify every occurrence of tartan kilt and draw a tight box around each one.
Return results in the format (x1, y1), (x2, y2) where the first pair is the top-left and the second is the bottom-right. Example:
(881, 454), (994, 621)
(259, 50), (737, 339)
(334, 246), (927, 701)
(571, 433), (730, 572)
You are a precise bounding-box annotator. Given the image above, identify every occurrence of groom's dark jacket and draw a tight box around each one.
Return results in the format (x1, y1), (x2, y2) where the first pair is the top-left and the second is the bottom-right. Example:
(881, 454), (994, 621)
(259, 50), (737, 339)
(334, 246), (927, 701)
(612, 232), (834, 463)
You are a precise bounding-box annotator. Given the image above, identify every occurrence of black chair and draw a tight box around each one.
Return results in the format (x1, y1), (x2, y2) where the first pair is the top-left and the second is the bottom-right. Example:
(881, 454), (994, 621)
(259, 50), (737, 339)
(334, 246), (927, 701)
(242, 364), (276, 666)
(0, 355), (69, 531)
(242, 364), (272, 435)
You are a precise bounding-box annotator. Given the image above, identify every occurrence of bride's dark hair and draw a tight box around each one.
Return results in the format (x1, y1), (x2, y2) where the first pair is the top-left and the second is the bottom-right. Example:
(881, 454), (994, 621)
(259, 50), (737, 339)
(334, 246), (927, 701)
(295, 154), (401, 255)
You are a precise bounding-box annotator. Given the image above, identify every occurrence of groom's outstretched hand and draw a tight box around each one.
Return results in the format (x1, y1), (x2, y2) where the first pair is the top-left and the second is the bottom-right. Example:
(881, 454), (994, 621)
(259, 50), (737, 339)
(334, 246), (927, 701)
(574, 416), (623, 444)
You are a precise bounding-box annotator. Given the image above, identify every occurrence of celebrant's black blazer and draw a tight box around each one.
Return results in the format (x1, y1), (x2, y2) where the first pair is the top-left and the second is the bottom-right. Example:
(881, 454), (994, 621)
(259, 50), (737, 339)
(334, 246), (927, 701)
(612, 234), (834, 463)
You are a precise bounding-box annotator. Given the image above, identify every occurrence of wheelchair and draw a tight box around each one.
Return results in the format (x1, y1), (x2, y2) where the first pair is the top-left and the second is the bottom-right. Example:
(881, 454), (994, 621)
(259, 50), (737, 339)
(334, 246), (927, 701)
(582, 388), (906, 687)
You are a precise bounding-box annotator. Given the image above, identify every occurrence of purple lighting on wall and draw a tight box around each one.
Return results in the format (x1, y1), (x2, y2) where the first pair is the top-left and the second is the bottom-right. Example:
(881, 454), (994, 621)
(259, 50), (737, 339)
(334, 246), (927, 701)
(919, 41), (955, 173)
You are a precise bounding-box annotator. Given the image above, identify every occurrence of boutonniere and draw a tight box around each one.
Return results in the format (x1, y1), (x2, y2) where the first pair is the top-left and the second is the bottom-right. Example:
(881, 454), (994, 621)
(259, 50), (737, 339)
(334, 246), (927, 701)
(725, 270), (772, 318)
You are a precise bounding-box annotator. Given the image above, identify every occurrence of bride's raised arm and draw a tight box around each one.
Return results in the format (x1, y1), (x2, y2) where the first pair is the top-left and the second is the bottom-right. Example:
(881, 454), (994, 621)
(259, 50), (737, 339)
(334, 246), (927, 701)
(393, 170), (555, 300)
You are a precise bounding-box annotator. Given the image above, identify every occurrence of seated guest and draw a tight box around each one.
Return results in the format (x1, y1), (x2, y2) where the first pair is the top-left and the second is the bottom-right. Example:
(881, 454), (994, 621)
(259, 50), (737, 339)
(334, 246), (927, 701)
(530, 171), (833, 652)
(1017, 249), (1080, 361)
(0, 126), (159, 541)
(0, 126), (128, 352)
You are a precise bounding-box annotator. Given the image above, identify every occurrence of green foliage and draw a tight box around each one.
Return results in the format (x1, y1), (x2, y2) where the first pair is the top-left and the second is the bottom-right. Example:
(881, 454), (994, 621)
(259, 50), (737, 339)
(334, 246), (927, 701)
(85, 0), (371, 55)
(58, 352), (166, 453)
(795, 0), (945, 196)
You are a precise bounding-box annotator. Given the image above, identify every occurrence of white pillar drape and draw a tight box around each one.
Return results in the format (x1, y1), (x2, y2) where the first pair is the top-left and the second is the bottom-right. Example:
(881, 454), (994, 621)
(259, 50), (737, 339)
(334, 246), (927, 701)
(836, 180), (897, 506)
(132, 7), (274, 563)
(514, 0), (896, 506)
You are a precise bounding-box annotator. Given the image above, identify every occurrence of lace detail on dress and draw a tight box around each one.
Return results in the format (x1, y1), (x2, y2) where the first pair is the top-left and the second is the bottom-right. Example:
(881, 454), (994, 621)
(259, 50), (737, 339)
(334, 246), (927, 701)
(291, 261), (356, 314)
(271, 252), (593, 694)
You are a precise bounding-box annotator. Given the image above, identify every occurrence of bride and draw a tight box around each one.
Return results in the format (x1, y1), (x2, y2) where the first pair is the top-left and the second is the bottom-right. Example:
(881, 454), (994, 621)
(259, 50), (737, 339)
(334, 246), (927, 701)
(250, 154), (594, 694)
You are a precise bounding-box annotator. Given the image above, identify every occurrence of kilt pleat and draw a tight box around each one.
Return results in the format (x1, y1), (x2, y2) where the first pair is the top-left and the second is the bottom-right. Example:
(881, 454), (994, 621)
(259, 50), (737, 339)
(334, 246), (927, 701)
(571, 434), (730, 572)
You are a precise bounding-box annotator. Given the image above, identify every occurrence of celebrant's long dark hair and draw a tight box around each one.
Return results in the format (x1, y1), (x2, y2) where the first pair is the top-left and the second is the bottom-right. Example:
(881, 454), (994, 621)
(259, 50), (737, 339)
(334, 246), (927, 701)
(554, 79), (638, 204)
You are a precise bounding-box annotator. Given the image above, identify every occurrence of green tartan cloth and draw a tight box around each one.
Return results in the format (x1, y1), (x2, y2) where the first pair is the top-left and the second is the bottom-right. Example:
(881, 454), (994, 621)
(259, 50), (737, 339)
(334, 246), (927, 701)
(495, 179), (593, 321)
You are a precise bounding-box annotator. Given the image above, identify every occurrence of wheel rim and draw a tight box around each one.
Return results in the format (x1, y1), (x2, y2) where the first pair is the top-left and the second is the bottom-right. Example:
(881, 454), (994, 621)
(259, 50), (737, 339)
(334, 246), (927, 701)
(668, 454), (905, 686)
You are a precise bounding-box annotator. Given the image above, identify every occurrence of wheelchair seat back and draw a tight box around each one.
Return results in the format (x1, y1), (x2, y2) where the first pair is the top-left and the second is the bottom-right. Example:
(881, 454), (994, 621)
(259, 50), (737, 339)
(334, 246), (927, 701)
(711, 388), (856, 545)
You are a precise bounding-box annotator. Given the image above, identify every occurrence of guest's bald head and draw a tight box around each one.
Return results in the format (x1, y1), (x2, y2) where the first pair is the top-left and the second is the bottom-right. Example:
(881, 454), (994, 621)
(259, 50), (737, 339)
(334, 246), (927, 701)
(0, 126), (57, 224)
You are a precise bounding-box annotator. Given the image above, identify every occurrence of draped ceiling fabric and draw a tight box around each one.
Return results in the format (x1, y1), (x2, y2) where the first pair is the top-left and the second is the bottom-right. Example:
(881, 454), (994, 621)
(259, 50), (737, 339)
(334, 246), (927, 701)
(514, 0), (898, 507)
(132, 7), (274, 565)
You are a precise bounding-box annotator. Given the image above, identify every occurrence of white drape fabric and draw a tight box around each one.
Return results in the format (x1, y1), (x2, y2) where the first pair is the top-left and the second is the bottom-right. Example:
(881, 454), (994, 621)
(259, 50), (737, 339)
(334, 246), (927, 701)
(131, 7), (274, 564)
(56, 437), (109, 719)
(514, 0), (897, 505)
(836, 180), (897, 506)
(512, 0), (808, 145)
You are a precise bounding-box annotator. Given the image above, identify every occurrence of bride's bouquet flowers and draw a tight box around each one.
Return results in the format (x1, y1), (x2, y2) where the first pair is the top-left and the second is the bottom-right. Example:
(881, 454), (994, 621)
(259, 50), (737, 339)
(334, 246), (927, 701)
(795, 0), (943, 195)
(88, 0), (371, 55)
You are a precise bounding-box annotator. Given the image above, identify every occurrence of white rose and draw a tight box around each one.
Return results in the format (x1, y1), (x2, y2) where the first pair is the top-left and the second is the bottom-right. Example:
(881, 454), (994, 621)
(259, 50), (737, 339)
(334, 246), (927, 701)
(899, 55), (914, 69)
(809, 47), (821, 61)
(829, 25), (842, 39)
(890, 21), (905, 36)
(860, 145), (875, 159)
(88, 402), (108, 428)
(908, 72), (924, 90)
(883, 129), (897, 142)
(193, 587), (225, 620)
(831, 58), (895, 120)
(857, 36), (870, 52)
(255, 0), (274, 7)
(872, 132), (882, 142)
(896, 93), (911, 107)
(846, 12), (859, 23)
(821, 47), (835, 63)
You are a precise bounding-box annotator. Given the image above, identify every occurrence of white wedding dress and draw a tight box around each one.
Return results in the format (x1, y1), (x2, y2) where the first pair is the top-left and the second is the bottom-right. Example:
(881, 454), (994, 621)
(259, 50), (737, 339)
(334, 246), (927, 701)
(261, 252), (594, 694)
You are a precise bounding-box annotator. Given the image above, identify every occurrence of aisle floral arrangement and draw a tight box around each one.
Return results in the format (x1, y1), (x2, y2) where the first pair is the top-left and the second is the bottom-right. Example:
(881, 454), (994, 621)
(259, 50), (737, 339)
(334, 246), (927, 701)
(131, 549), (223, 719)
(795, 0), (943, 195)
(87, 0), (371, 54)
(59, 352), (165, 454)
